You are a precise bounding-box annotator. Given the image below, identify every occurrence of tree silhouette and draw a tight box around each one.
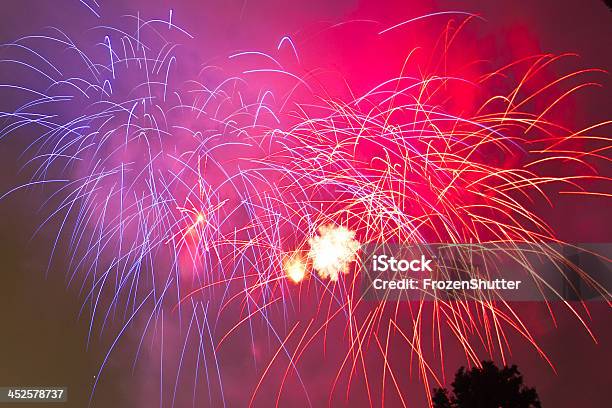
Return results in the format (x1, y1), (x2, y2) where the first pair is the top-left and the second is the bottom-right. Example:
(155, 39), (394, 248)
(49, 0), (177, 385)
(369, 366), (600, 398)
(432, 361), (541, 408)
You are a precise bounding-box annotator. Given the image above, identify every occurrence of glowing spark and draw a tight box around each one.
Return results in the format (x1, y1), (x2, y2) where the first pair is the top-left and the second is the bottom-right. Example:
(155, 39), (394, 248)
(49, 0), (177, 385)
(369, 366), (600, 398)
(308, 225), (360, 281)
(283, 254), (307, 283)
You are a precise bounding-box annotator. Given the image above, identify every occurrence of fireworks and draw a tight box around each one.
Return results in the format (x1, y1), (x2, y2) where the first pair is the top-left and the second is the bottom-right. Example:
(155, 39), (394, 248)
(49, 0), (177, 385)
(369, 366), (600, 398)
(0, 3), (610, 407)
(307, 224), (360, 281)
(283, 254), (308, 283)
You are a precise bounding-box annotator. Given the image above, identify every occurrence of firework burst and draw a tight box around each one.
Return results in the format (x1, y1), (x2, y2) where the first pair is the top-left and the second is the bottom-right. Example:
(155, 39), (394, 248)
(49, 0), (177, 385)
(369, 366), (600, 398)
(1, 3), (610, 407)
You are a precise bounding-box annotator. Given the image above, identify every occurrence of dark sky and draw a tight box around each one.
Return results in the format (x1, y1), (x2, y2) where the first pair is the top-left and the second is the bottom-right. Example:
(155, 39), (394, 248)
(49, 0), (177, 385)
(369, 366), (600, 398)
(0, 1), (610, 407)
